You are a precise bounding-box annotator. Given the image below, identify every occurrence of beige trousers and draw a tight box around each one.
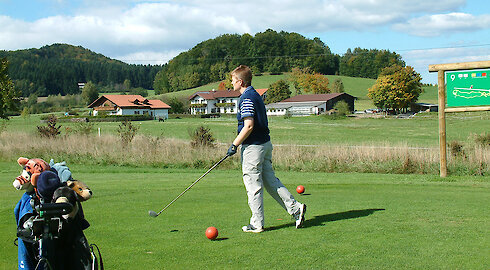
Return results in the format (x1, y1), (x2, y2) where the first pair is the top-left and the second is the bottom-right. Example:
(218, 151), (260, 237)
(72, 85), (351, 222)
(241, 141), (301, 228)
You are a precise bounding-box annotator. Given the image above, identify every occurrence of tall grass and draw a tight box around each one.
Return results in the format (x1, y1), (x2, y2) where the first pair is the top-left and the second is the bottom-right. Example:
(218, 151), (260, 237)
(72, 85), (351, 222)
(1, 131), (487, 175)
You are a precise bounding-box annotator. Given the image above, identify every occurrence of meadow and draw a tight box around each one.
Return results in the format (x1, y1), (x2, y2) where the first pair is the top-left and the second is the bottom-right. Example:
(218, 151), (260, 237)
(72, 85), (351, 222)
(1, 163), (488, 269)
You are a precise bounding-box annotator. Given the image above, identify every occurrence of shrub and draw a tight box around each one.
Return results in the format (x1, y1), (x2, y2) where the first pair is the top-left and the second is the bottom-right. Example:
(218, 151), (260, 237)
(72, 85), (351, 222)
(37, 114), (61, 138)
(474, 132), (490, 148)
(118, 120), (139, 145)
(189, 126), (216, 148)
(448, 141), (466, 158)
(334, 101), (350, 116)
(73, 121), (95, 136)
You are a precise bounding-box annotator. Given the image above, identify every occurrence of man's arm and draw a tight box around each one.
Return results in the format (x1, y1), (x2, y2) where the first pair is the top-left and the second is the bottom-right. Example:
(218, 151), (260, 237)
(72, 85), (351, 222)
(233, 117), (254, 146)
(227, 117), (254, 156)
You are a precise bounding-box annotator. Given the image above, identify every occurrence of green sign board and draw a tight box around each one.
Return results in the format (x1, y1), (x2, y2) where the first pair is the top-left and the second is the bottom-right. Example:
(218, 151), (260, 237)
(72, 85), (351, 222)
(445, 69), (490, 107)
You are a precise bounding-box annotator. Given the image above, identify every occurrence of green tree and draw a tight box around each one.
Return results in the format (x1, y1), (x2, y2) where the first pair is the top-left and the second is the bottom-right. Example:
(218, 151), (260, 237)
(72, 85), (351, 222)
(367, 65), (422, 112)
(128, 87), (148, 97)
(340, 48), (405, 79)
(265, 80), (291, 104)
(0, 58), (20, 119)
(166, 97), (186, 114)
(81, 81), (99, 105)
(21, 107), (30, 120)
(333, 100), (350, 116)
(332, 78), (345, 93)
(123, 79), (131, 90)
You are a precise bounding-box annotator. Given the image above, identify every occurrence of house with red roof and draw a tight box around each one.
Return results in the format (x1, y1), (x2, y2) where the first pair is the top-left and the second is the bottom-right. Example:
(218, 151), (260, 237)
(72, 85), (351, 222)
(88, 95), (171, 119)
(266, 93), (356, 116)
(188, 89), (268, 115)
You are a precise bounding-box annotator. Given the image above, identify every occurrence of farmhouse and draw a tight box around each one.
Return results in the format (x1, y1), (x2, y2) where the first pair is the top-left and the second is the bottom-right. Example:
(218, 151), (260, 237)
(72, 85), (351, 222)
(189, 89), (267, 115)
(266, 93), (356, 116)
(88, 95), (171, 119)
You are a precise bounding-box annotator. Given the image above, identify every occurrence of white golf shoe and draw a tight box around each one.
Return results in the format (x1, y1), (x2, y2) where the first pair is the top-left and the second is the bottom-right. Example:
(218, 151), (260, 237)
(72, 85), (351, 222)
(294, 204), (307, 228)
(242, 224), (264, 233)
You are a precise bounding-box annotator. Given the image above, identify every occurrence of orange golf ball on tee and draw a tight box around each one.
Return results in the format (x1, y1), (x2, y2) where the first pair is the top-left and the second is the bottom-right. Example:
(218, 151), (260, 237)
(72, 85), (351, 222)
(296, 185), (305, 194)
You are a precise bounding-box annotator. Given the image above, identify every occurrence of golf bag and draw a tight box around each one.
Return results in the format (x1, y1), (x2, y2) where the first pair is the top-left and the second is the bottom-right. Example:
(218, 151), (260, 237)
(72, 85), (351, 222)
(15, 192), (99, 270)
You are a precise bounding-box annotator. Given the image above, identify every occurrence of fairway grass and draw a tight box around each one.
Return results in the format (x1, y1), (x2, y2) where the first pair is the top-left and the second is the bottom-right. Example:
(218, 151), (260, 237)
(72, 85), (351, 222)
(1, 163), (488, 269)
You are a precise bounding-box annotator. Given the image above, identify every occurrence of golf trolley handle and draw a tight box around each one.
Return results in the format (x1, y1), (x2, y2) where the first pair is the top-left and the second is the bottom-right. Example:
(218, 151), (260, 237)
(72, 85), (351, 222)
(156, 155), (229, 215)
(35, 203), (73, 217)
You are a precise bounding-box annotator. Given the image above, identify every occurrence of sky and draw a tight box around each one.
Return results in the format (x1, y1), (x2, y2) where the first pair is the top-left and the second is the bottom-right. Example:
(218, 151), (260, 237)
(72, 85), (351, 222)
(1, 0), (489, 84)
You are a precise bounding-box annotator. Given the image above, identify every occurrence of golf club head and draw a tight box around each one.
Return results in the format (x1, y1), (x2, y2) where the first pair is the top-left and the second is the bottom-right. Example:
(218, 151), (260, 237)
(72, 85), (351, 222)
(148, 210), (158, 217)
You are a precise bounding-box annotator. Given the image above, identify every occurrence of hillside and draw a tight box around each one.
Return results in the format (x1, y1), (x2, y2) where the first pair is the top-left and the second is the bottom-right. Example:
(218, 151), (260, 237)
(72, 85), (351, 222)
(0, 44), (161, 96)
(153, 30), (404, 94)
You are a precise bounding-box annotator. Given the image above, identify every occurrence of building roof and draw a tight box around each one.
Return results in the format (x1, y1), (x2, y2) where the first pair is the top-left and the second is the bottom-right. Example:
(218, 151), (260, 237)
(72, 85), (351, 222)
(281, 93), (355, 102)
(88, 95), (171, 109)
(189, 88), (268, 100)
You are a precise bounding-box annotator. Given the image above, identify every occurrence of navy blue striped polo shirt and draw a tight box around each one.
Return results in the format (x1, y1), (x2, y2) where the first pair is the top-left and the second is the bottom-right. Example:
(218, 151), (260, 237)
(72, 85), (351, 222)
(237, 86), (270, 145)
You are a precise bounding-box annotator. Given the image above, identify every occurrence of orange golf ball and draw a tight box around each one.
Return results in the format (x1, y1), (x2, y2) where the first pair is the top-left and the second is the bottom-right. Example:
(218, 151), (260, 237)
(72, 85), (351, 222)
(296, 185), (305, 194)
(205, 226), (218, 240)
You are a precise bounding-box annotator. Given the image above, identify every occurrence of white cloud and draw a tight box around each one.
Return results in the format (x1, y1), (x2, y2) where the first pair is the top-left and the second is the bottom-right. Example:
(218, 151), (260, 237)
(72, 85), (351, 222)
(1, 0), (488, 84)
(400, 46), (490, 83)
(394, 13), (490, 37)
(115, 50), (182, 65)
(0, 0), (472, 53)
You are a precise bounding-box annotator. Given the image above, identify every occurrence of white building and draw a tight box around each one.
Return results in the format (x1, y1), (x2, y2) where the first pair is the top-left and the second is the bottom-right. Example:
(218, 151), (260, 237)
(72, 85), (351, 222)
(189, 89), (267, 115)
(266, 93), (356, 116)
(266, 101), (328, 116)
(88, 95), (171, 119)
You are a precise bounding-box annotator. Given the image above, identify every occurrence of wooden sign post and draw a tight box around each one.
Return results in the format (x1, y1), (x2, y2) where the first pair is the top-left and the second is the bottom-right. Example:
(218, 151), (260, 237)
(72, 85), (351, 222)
(428, 60), (490, 177)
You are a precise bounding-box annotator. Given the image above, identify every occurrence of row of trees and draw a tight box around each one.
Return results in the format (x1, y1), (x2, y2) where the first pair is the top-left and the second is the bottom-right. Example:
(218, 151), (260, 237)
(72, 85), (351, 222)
(0, 44), (162, 97)
(264, 63), (422, 113)
(0, 58), (20, 119)
(153, 30), (403, 94)
(265, 68), (345, 104)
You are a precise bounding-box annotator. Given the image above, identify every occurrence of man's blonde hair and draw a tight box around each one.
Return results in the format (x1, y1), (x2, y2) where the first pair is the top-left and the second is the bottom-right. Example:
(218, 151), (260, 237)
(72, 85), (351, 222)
(231, 65), (252, 87)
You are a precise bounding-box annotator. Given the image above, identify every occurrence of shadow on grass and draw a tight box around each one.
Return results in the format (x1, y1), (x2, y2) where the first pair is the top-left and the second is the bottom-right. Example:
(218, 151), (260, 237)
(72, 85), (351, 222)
(213, 237), (229, 241)
(266, 208), (385, 232)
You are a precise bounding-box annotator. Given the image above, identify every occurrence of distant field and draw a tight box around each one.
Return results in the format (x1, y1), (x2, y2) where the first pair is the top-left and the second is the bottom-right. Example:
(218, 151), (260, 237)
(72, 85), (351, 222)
(5, 110), (489, 148)
(156, 73), (437, 111)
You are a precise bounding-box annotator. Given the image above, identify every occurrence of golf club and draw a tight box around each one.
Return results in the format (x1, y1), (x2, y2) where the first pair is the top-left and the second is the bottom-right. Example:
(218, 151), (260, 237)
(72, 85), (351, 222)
(148, 154), (230, 218)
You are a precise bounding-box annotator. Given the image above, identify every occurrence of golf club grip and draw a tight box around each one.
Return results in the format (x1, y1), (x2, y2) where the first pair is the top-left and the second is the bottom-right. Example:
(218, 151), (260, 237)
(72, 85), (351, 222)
(157, 155), (229, 215)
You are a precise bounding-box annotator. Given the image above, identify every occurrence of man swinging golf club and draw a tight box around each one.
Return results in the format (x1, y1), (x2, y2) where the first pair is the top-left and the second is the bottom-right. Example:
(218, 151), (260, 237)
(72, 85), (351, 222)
(228, 65), (306, 233)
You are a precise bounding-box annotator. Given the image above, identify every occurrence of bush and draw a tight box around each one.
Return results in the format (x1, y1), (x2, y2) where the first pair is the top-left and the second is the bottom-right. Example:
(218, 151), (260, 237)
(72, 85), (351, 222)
(448, 141), (466, 158)
(118, 120), (139, 145)
(73, 121), (95, 136)
(334, 101), (350, 116)
(37, 114), (61, 138)
(189, 126), (216, 148)
(474, 132), (490, 148)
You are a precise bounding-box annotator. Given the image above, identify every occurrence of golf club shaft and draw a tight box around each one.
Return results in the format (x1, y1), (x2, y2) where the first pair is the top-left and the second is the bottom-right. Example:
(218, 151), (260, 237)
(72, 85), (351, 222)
(154, 154), (229, 216)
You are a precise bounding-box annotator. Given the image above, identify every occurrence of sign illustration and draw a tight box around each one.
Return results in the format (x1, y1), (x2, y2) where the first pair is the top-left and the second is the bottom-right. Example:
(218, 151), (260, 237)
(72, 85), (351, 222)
(445, 69), (490, 107)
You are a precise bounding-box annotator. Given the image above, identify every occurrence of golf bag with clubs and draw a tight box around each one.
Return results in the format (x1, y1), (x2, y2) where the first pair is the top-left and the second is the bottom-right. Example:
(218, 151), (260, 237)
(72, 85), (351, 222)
(14, 171), (103, 269)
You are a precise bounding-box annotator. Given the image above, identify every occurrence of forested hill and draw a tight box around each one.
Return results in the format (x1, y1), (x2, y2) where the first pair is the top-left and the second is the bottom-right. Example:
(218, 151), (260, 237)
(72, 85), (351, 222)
(153, 29), (405, 94)
(0, 44), (162, 97)
(2, 31), (405, 97)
